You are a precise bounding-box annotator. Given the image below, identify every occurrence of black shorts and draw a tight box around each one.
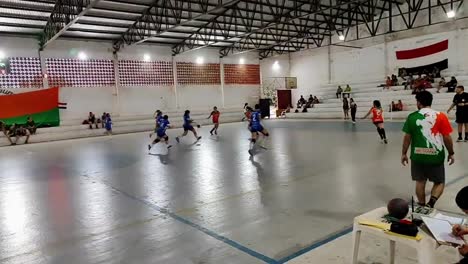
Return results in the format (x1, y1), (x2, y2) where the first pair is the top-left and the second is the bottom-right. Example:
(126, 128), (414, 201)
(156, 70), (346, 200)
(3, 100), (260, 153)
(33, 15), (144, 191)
(411, 161), (445, 184)
(373, 121), (384, 125)
(456, 110), (468, 124)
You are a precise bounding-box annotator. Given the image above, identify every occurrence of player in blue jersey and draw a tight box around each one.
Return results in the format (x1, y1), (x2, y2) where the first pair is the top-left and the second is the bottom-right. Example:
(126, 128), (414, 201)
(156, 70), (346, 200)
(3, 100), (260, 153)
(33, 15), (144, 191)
(176, 110), (201, 143)
(248, 104), (269, 155)
(148, 115), (172, 151)
(150, 110), (163, 138)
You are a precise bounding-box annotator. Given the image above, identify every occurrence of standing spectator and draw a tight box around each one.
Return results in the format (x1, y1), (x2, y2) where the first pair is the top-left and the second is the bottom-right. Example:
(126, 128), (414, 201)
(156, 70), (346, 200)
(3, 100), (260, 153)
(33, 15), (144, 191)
(445, 76), (458, 93)
(342, 97), (350, 120)
(401, 91), (454, 208)
(350, 98), (357, 124)
(101, 112), (107, 129)
(343, 84), (352, 98)
(8, 123), (31, 145)
(336, 86), (343, 98)
(404, 75), (414, 90)
(399, 68), (408, 78)
(437, 77), (446, 93)
(88, 112), (98, 129)
(432, 66), (440, 78)
(447, 85), (468, 142)
(26, 116), (36, 134)
(105, 113), (112, 135)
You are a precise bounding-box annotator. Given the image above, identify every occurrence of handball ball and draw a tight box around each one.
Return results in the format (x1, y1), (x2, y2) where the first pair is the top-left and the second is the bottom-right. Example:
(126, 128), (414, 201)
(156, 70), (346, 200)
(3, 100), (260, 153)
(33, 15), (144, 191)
(387, 198), (409, 220)
(197, 124), (201, 128)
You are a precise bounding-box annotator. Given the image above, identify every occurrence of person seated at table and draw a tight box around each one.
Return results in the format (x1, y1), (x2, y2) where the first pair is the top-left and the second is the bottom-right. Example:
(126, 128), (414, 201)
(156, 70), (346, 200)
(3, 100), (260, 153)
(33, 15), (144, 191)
(437, 77), (446, 93)
(453, 186), (468, 263)
(336, 86), (343, 98)
(8, 123), (30, 145)
(26, 116), (36, 134)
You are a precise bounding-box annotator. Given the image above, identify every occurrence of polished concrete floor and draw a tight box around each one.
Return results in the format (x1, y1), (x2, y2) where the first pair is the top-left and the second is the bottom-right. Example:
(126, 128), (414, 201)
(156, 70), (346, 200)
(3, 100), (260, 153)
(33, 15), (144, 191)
(1, 120), (467, 264)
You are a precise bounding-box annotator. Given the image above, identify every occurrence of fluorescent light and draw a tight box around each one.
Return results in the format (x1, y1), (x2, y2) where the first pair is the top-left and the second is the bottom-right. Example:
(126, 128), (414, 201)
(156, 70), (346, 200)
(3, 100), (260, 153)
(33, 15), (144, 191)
(272, 60), (280, 70)
(78, 52), (87, 60)
(196, 57), (204, 64)
(338, 34), (345, 41)
(143, 54), (151, 61)
(239, 58), (245, 64)
(447, 10), (456, 18)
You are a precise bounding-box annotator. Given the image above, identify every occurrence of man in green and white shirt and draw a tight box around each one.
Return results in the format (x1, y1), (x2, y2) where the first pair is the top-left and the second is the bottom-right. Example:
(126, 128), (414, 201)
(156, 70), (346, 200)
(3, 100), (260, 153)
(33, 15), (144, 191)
(401, 91), (454, 208)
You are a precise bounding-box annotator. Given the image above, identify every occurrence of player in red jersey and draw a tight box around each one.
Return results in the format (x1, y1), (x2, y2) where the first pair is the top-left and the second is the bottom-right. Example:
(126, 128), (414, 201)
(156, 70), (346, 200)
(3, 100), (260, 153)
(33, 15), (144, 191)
(363, 100), (388, 144)
(207, 106), (221, 135)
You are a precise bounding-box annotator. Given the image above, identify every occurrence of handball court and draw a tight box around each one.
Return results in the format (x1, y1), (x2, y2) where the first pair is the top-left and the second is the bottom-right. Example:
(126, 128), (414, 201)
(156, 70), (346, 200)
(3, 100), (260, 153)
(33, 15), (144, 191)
(1, 120), (467, 264)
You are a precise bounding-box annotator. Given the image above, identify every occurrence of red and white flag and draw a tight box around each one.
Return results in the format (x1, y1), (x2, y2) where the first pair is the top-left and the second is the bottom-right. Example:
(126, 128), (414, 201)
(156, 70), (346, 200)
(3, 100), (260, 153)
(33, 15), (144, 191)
(396, 39), (448, 76)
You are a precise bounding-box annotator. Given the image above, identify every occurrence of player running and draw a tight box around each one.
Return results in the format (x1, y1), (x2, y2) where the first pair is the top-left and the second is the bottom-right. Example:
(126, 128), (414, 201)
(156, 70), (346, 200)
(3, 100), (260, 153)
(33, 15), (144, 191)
(150, 110), (163, 138)
(249, 104), (270, 155)
(176, 110), (201, 143)
(363, 100), (388, 144)
(148, 115), (172, 151)
(207, 106), (220, 135)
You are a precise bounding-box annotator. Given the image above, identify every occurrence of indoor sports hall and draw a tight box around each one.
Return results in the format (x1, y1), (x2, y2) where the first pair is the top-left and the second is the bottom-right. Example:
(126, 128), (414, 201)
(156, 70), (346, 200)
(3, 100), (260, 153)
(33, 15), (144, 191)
(1, 1), (468, 263)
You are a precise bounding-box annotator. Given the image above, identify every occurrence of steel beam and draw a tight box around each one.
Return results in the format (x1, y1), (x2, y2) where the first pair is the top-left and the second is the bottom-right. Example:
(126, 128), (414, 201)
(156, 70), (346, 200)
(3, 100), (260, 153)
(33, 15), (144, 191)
(40, 0), (101, 49)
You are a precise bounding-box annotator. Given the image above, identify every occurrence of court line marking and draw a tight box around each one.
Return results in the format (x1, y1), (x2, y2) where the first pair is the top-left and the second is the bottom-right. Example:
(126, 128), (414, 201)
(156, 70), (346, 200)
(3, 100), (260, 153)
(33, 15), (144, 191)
(95, 180), (279, 264)
(276, 173), (468, 263)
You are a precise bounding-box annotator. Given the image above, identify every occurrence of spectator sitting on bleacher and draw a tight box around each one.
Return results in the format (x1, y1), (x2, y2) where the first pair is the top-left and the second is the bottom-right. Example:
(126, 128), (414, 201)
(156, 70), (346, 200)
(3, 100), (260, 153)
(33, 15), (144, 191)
(8, 123), (30, 145)
(403, 75), (414, 90)
(391, 100), (404, 112)
(308, 95), (314, 105)
(87, 112), (99, 129)
(437, 77), (446, 93)
(384, 76), (392, 89)
(26, 116), (36, 134)
(343, 85), (352, 98)
(313, 96), (320, 104)
(297, 95), (307, 108)
(391, 74), (399, 86)
(101, 112), (107, 129)
(445, 76), (458, 93)
(336, 86), (343, 98)
(432, 66), (441, 78)
(0, 121), (13, 145)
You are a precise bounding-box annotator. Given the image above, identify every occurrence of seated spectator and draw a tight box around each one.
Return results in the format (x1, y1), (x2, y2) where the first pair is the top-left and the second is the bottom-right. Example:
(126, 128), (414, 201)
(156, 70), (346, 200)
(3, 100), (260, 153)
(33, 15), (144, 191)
(432, 66), (440, 78)
(308, 95), (314, 104)
(385, 76), (392, 89)
(403, 75), (414, 90)
(0, 121), (13, 145)
(297, 95), (306, 108)
(313, 96), (320, 104)
(343, 84), (352, 98)
(426, 73), (435, 83)
(8, 123), (30, 145)
(445, 76), (458, 93)
(397, 100), (404, 111)
(301, 104), (308, 113)
(336, 86), (343, 98)
(101, 112), (107, 129)
(437, 77), (446, 93)
(391, 74), (399, 86)
(88, 112), (98, 129)
(26, 116), (36, 134)
(421, 75), (433, 89)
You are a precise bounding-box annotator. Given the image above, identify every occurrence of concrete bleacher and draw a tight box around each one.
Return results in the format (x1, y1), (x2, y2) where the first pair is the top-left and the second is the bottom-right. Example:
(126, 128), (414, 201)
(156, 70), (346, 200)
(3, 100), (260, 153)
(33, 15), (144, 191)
(287, 75), (465, 120)
(0, 107), (244, 147)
